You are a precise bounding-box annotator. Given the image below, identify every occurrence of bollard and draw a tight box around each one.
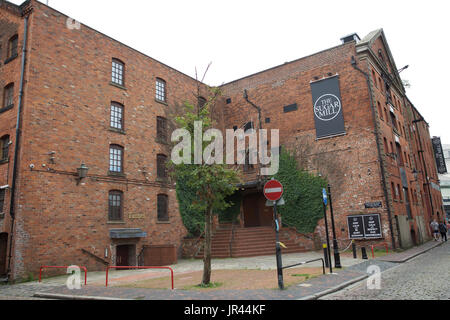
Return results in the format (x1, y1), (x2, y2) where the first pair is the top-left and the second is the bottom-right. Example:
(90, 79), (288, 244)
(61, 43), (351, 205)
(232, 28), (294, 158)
(352, 241), (357, 259)
(361, 246), (368, 260)
(323, 244), (330, 268)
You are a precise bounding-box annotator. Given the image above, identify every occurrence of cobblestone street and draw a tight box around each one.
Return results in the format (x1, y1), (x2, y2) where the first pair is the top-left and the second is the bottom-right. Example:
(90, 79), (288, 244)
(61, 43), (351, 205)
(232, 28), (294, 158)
(321, 241), (450, 300)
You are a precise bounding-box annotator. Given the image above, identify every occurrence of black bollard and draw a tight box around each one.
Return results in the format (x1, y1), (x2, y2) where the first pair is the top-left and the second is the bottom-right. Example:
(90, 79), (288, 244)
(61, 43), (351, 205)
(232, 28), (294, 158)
(361, 246), (368, 260)
(323, 244), (330, 268)
(352, 241), (357, 259)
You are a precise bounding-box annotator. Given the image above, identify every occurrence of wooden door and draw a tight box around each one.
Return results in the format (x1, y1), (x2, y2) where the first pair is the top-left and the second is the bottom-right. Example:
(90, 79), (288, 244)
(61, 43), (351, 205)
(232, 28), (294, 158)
(0, 233), (8, 276)
(116, 245), (129, 266)
(243, 194), (260, 227)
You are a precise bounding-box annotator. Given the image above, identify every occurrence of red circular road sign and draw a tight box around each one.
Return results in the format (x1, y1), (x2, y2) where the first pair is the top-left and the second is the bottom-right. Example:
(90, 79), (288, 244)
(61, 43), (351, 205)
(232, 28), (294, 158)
(263, 179), (284, 202)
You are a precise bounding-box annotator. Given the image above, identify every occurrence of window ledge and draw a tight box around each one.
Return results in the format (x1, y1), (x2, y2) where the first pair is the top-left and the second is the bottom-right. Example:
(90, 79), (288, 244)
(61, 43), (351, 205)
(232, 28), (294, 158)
(109, 128), (126, 135)
(0, 105), (14, 114)
(109, 82), (127, 90)
(0, 159), (9, 165)
(155, 138), (169, 145)
(156, 221), (170, 224)
(107, 221), (125, 224)
(108, 171), (126, 178)
(0, 212), (4, 219)
(155, 99), (168, 106)
(4, 54), (18, 65)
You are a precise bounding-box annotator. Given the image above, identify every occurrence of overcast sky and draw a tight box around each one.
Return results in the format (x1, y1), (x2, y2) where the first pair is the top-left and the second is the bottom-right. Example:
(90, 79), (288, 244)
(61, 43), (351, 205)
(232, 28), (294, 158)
(9, 0), (450, 144)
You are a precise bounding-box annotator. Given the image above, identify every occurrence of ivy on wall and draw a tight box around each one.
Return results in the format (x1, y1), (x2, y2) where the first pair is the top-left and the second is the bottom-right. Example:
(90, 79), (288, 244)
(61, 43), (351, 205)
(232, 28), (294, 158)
(274, 150), (327, 233)
(218, 192), (243, 223)
(175, 175), (204, 237)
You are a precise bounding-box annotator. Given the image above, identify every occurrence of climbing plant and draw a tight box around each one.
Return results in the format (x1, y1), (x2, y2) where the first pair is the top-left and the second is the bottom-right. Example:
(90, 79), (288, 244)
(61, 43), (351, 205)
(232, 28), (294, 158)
(274, 150), (327, 233)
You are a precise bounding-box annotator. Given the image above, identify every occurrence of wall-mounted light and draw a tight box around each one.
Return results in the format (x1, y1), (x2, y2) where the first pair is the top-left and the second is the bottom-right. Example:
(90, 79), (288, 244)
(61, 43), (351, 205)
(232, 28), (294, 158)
(76, 162), (89, 184)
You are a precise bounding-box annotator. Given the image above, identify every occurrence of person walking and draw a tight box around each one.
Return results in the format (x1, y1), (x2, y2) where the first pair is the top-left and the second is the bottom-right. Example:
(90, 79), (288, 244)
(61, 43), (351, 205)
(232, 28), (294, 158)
(430, 220), (440, 241)
(439, 221), (447, 242)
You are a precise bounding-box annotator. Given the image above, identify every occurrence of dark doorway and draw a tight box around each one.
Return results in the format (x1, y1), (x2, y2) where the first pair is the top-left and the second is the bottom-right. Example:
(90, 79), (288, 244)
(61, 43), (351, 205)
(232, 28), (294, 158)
(116, 245), (136, 267)
(243, 193), (273, 228)
(0, 233), (8, 276)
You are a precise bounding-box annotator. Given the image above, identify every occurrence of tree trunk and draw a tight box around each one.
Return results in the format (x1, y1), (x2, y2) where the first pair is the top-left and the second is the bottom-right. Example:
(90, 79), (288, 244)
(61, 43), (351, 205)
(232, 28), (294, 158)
(202, 205), (213, 285)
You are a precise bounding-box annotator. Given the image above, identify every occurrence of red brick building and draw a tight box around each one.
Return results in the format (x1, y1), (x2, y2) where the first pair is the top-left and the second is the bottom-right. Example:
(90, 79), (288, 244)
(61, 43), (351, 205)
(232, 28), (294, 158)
(0, 0), (443, 280)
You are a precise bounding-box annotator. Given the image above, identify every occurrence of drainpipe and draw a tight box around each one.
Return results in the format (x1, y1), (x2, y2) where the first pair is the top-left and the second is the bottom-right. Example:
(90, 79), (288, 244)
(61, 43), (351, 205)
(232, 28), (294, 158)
(351, 56), (397, 250)
(7, 14), (29, 281)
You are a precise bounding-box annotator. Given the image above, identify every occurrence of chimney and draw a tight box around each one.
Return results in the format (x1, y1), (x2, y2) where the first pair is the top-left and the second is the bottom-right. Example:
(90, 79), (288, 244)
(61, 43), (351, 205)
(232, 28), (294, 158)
(340, 33), (361, 44)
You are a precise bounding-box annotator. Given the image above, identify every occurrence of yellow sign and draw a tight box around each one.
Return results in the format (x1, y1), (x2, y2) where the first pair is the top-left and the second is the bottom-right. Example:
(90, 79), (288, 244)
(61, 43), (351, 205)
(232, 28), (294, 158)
(129, 214), (145, 219)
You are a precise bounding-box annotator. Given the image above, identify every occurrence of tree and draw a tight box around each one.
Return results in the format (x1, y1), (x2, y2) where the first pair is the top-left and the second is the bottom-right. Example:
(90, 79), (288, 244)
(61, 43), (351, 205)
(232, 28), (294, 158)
(169, 87), (240, 286)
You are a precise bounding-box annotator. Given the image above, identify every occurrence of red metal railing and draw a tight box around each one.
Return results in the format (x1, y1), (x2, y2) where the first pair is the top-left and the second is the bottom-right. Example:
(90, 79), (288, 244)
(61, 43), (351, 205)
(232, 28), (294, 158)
(371, 243), (389, 258)
(39, 265), (87, 285)
(105, 266), (174, 289)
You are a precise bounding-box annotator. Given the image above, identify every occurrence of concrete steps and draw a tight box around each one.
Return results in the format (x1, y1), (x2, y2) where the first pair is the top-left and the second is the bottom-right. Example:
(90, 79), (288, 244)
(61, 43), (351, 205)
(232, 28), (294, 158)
(195, 225), (308, 259)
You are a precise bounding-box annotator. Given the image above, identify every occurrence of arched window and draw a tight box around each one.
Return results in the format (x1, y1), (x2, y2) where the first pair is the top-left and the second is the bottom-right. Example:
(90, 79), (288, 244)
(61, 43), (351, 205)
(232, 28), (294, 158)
(110, 102), (124, 130)
(108, 190), (123, 221)
(155, 78), (166, 102)
(157, 194), (169, 222)
(109, 144), (124, 173)
(111, 58), (125, 86)
(0, 135), (10, 162)
(198, 96), (207, 109)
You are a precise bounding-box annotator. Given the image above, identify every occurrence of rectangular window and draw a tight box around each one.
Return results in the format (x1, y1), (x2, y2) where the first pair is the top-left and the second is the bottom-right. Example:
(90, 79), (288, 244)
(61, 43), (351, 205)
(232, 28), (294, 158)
(157, 154), (168, 179)
(0, 189), (5, 213)
(109, 145), (124, 173)
(157, 117), (168, 143)
(8, 35), (18, 59)
(157, 194), (169, 222)
(110, 102), (124, 130)
(4, 84), (14, 108)
(108, 191), (123, 221)
(1, 136), (10, 162)
(111, 59), (124, 86)
(156, 79), (166, 102)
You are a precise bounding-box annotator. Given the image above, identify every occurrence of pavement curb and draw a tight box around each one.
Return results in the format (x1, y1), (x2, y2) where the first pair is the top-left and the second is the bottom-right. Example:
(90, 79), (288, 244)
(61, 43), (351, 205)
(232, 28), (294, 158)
(297, 274), (368, 300)
(377, 241), (444, 263)
(33, 292), (131, 300)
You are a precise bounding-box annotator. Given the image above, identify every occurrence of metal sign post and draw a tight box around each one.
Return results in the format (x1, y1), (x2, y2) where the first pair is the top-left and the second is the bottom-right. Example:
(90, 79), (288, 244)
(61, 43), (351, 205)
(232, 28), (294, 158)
(264, 179), (284, 290)
(273, 201), (284, 290)
(322, 188), (333, 274)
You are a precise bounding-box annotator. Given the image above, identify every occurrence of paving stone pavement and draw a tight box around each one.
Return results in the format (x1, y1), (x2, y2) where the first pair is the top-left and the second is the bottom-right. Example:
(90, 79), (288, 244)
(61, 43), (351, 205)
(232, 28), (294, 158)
(320, 241), (450, 300)
(0, 241), (444, 300)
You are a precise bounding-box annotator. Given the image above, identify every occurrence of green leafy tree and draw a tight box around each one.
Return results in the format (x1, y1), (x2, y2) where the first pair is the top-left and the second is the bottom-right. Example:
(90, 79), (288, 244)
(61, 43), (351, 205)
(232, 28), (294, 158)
(169, 87), (240, 286)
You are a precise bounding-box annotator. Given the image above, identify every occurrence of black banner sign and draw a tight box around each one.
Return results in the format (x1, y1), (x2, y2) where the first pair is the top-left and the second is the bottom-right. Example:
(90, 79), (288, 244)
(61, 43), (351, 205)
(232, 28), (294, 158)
(347, 214), (382, 239)
(432, 137), (447, 174)
(311, 76), (346, 139)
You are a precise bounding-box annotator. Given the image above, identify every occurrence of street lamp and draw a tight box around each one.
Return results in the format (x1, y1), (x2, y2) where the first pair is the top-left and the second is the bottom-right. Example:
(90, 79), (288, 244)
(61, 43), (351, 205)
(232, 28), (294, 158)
(76, 162), (89, 184)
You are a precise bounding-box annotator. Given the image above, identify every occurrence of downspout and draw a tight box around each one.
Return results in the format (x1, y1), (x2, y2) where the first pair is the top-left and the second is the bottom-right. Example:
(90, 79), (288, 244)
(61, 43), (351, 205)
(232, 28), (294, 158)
(412, 117), (435, 220)
(7, 14), (29, 281)
(351, 56), (397, 250)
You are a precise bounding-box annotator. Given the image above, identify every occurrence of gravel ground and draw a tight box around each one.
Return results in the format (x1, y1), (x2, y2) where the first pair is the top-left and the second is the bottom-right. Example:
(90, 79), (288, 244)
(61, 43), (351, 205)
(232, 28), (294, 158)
(321, 241), (450, 300)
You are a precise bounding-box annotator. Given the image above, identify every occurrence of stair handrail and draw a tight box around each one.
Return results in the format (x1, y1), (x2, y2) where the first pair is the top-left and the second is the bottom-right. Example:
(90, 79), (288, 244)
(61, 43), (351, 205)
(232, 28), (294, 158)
(81, 248), (110, 266)
(229, 223), (237, 258)
(192, 231), (205, 258)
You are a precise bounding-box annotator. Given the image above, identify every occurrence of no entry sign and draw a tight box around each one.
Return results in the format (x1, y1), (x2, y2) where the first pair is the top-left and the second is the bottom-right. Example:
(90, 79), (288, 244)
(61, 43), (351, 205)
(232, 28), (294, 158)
(264, 179), (284, 202)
